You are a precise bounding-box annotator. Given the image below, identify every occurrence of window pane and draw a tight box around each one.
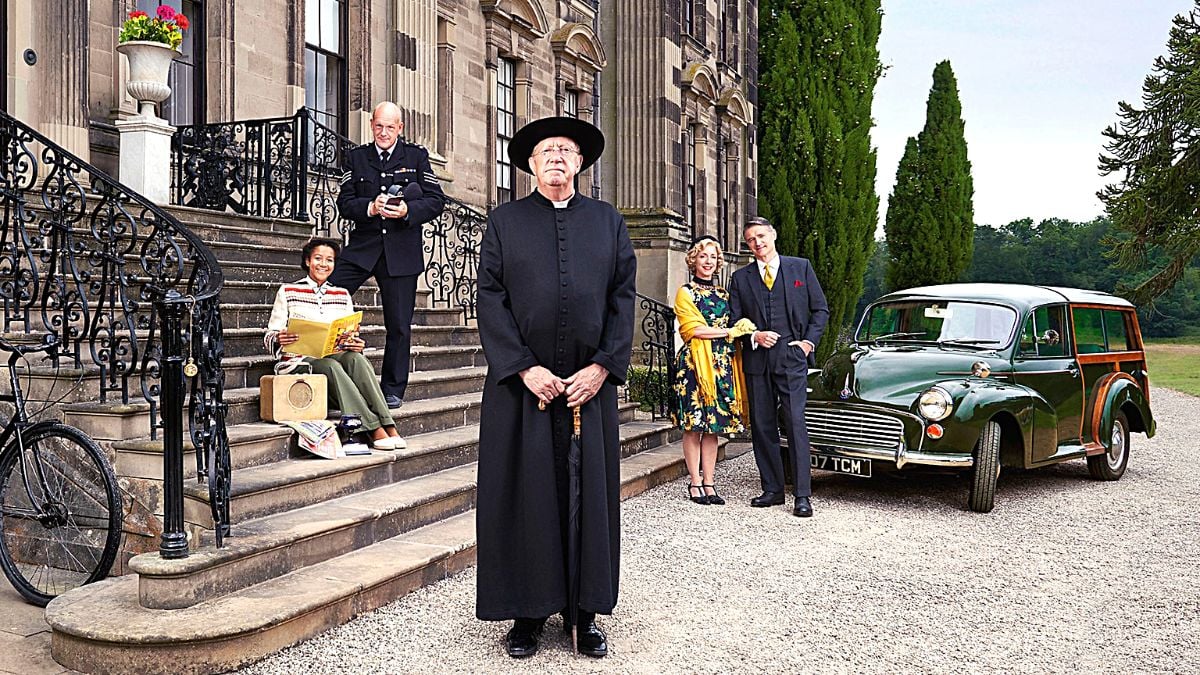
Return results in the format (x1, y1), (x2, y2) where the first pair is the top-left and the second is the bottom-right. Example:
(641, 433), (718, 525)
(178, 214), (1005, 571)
(322, 0), (340, 52)
(305, 49), (317, 109)
(306, 0), (319, 46)
(1072, 308), (1105, 354)
(1104, 310), (1132, 351)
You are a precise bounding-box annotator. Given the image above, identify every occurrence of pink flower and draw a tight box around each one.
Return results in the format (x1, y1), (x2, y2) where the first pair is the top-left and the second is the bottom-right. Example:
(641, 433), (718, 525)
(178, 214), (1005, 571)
(156, 4), (176, 20)
(129, 10), (147, 18)
(175, 14), (189, 30)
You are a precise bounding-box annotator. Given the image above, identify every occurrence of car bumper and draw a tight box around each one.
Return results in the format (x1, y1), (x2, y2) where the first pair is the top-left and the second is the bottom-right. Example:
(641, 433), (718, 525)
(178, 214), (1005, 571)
(805, 402), (975, 470)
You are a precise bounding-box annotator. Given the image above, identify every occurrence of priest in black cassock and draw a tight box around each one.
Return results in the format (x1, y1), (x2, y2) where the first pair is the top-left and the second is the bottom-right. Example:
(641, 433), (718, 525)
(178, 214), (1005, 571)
(475, 117), (636, 659)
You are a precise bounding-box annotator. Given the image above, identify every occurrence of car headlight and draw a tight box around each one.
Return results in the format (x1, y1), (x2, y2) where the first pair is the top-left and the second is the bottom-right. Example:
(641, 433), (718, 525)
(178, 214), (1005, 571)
(918, 387), (954, 421)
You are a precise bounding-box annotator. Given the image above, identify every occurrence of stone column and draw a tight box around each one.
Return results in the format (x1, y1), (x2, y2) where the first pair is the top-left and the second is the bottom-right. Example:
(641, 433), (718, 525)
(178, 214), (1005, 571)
(35, 0), (90, 158)
(391, 0), (437, 148)
(116, 114), (173, 204)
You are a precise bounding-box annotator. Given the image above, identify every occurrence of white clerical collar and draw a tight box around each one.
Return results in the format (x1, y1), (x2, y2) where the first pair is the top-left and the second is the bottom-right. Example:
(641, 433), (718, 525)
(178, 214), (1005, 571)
(551, 197), (573, 208)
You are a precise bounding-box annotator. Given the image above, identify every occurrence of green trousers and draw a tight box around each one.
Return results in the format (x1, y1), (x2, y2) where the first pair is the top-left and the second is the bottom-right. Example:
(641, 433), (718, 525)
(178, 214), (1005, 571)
(302, 351), (395, 431)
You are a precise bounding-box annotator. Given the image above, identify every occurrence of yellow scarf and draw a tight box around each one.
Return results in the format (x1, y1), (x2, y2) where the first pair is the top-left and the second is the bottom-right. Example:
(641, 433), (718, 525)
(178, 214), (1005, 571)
(674, 285), (751, 423)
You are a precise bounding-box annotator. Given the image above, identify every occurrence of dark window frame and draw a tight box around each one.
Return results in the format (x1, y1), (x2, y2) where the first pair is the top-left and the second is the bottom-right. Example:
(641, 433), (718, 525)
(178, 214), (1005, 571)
(496, 57), (517, 204)
(304, 0), (349, 136)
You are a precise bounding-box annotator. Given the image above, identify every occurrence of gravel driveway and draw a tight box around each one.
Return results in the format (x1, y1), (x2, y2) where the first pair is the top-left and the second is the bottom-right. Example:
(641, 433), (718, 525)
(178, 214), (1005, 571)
(245, 387), (1199, 673)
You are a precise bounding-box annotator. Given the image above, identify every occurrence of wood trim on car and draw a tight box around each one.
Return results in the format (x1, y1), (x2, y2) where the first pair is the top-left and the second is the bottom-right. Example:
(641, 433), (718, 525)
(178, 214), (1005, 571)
(1085, 371), (1137, 454)
(1076, 351), (1146, 365)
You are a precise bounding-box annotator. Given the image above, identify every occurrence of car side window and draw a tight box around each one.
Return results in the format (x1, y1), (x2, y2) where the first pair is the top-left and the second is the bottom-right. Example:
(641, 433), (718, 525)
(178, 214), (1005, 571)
(1073, 307), (1106, 354)
(1104, 310), (1133, 351)
(1019, 305), (1068, 357)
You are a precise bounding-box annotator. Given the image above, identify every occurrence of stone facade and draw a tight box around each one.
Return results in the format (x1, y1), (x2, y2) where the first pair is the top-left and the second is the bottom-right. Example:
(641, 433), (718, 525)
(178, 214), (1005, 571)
(2, 0), (757, 301)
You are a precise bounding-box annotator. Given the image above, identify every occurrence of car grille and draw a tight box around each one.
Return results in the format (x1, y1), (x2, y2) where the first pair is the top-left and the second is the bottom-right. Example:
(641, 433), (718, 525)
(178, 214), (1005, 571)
(805, 407), (905, 450)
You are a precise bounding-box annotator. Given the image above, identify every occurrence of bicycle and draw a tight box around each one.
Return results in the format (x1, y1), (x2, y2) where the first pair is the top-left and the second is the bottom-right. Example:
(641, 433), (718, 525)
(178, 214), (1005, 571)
(0, 334), (122, 607)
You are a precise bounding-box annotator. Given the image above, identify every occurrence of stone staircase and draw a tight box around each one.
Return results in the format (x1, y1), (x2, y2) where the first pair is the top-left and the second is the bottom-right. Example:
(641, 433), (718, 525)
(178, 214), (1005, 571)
(41, 205), (718, 674)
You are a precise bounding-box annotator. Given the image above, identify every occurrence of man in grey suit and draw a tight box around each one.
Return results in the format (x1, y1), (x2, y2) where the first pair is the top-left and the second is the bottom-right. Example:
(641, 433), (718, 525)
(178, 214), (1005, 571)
(729, 216), (830, 517)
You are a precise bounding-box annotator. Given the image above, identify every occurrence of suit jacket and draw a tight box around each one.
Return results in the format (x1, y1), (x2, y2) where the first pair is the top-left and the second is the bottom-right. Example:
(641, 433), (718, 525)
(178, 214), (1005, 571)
(336, 141), (447, 277)
(729, 255), (830, 374)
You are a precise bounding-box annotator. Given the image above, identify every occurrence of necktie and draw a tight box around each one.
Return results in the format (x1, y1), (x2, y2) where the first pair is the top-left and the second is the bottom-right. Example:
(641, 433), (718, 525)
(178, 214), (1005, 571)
(380, 150), (390, 164)
(763, 265), (775, 290)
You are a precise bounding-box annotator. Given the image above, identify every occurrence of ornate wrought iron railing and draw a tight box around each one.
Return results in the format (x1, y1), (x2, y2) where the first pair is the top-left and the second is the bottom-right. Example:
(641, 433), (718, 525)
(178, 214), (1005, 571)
(629, 293), (676, 421)
(173, 108), (489, 320)
(424, 196), (487, 321)
(171, 107), (355, 239)
(1, 109), (229, 557)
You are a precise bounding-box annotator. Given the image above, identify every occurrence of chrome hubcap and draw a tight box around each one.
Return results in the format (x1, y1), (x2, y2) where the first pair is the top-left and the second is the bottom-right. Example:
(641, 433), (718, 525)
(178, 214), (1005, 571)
(1108, 419), (1126, 469)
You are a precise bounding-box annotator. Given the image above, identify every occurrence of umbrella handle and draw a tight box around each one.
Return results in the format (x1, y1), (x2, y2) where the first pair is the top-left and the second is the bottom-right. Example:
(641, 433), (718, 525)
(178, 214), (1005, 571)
(572, 405), (581, 435)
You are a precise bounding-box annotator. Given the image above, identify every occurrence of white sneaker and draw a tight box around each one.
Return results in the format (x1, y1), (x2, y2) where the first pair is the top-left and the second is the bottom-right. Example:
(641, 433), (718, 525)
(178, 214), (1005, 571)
(373, 437), (399, 451)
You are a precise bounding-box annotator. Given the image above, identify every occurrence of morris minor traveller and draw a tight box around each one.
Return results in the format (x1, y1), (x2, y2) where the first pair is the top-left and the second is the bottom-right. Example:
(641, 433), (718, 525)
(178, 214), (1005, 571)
(806, 284), (1155, 512)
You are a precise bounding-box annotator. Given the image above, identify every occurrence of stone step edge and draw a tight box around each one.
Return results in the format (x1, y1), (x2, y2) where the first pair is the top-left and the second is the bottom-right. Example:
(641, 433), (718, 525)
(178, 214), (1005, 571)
(183, 419), (676, 505)
(45, 439), (733, 674)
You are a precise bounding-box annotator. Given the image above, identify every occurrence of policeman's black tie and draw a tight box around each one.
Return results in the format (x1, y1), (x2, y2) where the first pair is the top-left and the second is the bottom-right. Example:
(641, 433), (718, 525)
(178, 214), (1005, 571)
(380, 150), (390, 163)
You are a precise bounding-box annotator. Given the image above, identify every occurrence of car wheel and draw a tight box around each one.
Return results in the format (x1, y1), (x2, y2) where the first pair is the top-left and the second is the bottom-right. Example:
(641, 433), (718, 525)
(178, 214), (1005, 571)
(1087, 410), (1130, 481)
(968, 420), (1001, 513)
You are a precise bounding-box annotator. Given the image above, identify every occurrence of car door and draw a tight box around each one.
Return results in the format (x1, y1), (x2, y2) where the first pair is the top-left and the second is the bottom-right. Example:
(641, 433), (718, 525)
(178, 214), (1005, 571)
(1012, 304), (1083, 462)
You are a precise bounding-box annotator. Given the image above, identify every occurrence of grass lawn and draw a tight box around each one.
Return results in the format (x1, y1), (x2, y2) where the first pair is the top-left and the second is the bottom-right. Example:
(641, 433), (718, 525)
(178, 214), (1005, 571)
(1145, 338), (1200, 398)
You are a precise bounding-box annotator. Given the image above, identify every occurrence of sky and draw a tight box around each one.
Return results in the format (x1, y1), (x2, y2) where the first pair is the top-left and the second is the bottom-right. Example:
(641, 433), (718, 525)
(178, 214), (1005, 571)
(872, 0), (1195, 229)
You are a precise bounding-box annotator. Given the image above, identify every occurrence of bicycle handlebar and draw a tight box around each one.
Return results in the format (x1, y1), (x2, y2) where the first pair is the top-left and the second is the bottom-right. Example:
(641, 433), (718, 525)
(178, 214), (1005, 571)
(0, 334), (60, 357)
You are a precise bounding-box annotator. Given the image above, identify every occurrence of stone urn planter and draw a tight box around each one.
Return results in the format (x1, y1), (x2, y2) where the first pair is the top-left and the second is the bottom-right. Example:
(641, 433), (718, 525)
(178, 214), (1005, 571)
(117, 40), (179, 118)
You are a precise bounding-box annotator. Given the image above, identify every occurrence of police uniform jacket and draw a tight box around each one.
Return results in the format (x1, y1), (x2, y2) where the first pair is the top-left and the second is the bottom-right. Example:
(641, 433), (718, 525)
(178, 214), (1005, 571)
(336, 141), (447, 277)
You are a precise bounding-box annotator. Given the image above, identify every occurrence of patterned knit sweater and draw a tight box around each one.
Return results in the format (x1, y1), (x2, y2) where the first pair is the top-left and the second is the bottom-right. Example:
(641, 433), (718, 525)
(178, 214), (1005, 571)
(264, 276), (356, 356)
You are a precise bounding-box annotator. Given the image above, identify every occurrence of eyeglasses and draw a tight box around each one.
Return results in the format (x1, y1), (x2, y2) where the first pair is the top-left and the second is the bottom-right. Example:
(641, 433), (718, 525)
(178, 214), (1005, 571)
(535, 145), (580, 158)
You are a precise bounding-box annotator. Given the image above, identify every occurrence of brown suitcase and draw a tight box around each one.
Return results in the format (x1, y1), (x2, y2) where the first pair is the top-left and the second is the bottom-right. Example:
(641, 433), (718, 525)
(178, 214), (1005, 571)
(259, 374), (328, 422)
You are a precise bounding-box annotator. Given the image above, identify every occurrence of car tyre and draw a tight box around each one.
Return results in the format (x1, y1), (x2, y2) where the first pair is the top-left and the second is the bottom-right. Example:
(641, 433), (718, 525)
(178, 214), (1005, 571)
(968, 420), (1001, 513)
(1087, 410), (1130, 481)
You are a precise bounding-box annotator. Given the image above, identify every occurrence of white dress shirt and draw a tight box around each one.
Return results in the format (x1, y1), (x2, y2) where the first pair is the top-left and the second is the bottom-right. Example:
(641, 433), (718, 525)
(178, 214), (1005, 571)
(751, 255), (814, 352)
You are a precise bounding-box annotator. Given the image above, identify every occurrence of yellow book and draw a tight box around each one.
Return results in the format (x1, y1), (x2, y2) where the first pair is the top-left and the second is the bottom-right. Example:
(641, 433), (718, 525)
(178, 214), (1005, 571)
(284, 311), (363, 358)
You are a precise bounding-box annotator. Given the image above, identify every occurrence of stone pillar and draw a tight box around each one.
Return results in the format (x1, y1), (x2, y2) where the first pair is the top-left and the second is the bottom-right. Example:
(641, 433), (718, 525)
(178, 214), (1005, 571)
(116, 115), (174, 204)
(391, 0), (437, 148)
(34, 0), (90, 158)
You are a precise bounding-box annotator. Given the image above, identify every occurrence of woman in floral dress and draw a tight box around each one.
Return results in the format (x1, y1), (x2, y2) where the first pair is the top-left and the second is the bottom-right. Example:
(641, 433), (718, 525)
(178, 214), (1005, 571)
(671, 236), (752, 505)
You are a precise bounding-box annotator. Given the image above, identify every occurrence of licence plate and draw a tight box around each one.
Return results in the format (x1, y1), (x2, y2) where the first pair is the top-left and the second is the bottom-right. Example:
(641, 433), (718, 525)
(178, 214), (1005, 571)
(811, 452), (872, 477)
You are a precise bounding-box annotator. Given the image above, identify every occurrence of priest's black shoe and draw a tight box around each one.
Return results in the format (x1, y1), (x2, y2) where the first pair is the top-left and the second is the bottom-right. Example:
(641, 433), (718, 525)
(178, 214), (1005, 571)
(750, 491), (785, 507)
(505, 618), (545, 658)
(793, 496), (813, 518)
(576, 620), (609, 658)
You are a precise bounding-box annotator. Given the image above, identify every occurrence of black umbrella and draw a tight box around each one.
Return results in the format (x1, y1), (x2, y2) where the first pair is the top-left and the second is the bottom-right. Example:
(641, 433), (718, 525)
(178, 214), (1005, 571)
(566, 404), (583, 653)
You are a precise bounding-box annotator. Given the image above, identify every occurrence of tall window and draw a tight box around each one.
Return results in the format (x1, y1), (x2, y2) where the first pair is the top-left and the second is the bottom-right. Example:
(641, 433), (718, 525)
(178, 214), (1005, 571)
(305, 0), (346, 134)
(684, 126), (697, 235)
(564, 89), (578, 118)
(682, 0), (694, 38)
(496, 58), (516, 204)
(138, 0), (204, 125)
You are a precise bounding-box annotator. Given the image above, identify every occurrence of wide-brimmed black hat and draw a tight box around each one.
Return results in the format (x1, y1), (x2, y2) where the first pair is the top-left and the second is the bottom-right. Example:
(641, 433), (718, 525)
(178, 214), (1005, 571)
(508, 116), (605, 174)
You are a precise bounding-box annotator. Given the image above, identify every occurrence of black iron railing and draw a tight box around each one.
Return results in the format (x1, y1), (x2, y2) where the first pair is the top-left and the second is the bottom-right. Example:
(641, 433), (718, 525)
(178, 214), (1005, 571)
(173, 108), (489, 320)
(1, 109), (230, 556)
(424, 196), (487, 321)
(171, 107), (355, 239)
(629, 293), (675, 421)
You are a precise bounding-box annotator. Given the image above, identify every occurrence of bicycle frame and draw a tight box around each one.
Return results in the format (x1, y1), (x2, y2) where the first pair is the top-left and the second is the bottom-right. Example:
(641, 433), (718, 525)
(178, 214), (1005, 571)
(0, 349), (60, 515)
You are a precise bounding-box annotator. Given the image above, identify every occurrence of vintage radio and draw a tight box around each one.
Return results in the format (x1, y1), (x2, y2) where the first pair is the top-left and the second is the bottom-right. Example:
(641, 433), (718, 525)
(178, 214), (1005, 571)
(259, 374), (328, 422)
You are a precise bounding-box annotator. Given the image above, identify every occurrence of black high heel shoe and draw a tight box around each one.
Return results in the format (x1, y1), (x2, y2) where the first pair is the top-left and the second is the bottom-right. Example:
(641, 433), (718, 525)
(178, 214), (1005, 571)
(687, 484), (709, 505)
(702, 484), (725, 505)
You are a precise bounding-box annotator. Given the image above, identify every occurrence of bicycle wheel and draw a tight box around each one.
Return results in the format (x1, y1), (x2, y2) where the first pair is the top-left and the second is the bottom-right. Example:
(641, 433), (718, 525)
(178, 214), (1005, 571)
(0, 423), (122, 607)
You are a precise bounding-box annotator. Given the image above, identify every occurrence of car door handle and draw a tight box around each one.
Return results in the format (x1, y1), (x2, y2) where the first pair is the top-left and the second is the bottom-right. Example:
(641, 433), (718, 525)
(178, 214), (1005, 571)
(1067, 362), (1080, 378)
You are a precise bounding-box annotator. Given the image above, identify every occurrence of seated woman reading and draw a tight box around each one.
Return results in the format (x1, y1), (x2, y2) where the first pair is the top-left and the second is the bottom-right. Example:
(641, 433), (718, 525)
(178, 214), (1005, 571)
(264, 238), (406, 450)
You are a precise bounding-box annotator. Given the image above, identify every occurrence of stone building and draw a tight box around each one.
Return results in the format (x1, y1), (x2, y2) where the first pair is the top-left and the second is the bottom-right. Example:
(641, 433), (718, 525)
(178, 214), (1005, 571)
(2, 0), (757, 301)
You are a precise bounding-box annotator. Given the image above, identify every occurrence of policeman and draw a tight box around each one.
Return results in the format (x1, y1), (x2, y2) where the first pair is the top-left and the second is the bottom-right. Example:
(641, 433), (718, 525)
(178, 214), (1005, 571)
(334, 101), (446, 408)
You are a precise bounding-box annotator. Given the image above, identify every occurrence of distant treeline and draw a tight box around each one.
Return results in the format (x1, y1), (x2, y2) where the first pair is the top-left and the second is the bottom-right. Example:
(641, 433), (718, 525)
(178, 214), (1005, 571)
(858, 217), (1200, 337)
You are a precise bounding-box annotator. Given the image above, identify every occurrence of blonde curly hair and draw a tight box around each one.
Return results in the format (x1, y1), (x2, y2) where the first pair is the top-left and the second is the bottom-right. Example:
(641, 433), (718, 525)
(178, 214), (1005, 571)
(685, 238), (724, 275)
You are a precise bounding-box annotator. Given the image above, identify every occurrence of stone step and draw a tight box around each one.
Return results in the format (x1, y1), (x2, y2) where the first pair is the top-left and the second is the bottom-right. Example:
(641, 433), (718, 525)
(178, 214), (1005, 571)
(183, 416), (673, 528)
(45, 437), (732, 675)
(166, 207), (316, 249)
(220, 344), (487, 390)
(220, 303), (462, 330)
(220, 323), (479, 358)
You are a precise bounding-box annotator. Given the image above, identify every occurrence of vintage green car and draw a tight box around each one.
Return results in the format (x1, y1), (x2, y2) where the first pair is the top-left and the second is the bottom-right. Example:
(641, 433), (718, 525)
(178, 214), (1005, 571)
(806, 283), (1156, 512)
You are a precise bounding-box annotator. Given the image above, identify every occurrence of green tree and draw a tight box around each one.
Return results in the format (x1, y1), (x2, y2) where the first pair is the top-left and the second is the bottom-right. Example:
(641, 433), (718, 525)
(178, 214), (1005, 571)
(885, 60), (974, 289)
(1099, 4), (1200, 306)
(758, 0), (883, 361)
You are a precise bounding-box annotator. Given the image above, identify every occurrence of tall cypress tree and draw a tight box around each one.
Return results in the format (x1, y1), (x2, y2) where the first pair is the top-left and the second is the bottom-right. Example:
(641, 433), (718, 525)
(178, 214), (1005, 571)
(759, 0), (882, 360)
(886, 60), (974, 289)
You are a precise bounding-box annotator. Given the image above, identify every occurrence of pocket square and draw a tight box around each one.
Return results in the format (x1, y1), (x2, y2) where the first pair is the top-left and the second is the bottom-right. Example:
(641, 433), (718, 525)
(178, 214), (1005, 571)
(794, 280), (804, 287)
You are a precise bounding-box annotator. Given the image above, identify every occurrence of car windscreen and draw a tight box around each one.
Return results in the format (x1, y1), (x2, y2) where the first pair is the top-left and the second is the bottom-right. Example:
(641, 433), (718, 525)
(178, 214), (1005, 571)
(858, 300), (1018, 346)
